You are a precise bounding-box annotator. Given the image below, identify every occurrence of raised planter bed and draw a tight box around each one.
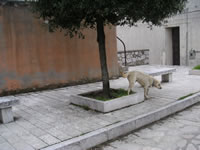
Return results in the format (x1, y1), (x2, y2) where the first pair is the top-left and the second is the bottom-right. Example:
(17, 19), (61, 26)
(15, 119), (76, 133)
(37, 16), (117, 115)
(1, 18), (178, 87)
(189, 69), (200, 75)
(70, 90), (144, 113)
(189, 65), (200, 75)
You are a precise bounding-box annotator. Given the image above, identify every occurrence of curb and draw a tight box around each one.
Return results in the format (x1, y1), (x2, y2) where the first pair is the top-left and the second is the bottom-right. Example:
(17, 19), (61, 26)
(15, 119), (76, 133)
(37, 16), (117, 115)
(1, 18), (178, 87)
(42, 93), (200, 150)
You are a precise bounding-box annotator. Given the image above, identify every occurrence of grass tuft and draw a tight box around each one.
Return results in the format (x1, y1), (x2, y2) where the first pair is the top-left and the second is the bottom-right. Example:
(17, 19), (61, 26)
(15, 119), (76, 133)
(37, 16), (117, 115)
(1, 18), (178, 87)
(178, 91), (200, 100)
(193, 65), (200, 70)
(178, 93), (195, 100)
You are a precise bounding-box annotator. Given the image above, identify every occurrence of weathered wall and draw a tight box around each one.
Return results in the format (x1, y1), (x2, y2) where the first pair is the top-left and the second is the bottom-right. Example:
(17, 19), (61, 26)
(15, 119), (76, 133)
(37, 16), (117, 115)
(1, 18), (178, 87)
(0, 5), (118, 93)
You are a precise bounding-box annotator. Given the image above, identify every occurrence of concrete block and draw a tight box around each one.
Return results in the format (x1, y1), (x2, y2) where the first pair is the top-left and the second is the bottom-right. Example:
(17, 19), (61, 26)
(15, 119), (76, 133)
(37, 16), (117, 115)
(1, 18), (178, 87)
(162, 73), (172, 82)
(70, 91), (144, 113)
(153, 106), (172, 121)
(135, 112), (156, 129)
(79, 130), (108, 149)
(189, 70), (200, 75)
(0, 107), (14, 124)
(104, 92), (144, 112)
(0, 97), (19, 123)
(132, 67), (176, 77)
(106, 119), (136, 140)
(0, 97), (19, 109)
(170, 94), (200, 113)
(169, 100), (189, 114)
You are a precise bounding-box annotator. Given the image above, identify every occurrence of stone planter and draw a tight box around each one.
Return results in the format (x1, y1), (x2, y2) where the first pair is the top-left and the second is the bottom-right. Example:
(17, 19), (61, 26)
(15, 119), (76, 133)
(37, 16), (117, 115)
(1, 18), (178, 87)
(70, 91), (144, 113)
(189, 69), (200, 75)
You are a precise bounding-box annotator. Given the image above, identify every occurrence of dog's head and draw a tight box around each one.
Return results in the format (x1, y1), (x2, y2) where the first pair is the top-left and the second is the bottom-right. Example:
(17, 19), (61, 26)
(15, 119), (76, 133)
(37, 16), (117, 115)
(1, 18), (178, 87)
(153, 79), (162, 89)
(118, 65), (128, 77)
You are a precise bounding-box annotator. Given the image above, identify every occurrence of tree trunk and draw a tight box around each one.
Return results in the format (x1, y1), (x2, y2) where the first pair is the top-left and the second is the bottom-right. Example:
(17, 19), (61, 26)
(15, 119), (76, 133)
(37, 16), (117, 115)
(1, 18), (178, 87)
(96, 17), (110, 98)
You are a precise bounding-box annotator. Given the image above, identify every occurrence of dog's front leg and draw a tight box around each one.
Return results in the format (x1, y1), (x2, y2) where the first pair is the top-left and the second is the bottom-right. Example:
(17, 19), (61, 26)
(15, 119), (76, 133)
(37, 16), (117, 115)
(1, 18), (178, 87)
(127, 76), (136, 95)
(128, 82), (134, 95)
(147, 87), (150, 95)
(128, 83), (133, 95)
(144, 87), (149, 99)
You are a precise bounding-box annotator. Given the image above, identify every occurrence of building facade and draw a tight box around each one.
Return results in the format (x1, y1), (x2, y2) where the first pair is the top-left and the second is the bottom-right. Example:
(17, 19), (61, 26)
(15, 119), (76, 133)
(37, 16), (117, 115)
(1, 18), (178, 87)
(117, 0), (200, 67)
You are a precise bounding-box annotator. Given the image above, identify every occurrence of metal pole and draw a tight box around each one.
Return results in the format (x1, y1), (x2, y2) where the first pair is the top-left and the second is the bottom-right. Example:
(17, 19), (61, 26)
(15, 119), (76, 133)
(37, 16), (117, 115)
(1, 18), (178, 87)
(186, 8), (189, 66)
(117, 36), (127, 66)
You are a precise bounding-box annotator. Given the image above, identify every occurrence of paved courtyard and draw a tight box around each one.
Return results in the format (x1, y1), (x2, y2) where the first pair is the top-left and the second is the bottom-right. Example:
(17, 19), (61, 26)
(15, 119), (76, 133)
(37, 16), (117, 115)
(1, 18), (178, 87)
(93, 102), (200, 150)
(0, 65), (200, 150)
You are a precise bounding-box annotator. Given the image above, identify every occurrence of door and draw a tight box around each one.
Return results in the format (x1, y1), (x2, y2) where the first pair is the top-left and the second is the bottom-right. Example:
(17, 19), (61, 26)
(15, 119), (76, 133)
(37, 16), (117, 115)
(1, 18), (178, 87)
(172, 27), (180, 65)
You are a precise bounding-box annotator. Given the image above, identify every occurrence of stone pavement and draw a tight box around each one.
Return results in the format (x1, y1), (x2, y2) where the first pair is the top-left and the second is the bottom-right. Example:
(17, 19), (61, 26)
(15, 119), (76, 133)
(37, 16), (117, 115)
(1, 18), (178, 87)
(0, 65), (200, 150)
(93, 102), (200, 150)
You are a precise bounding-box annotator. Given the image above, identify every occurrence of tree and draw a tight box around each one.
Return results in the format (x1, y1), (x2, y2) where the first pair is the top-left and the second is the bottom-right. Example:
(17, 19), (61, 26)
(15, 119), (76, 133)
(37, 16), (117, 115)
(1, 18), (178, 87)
(33, 0), (187, 98)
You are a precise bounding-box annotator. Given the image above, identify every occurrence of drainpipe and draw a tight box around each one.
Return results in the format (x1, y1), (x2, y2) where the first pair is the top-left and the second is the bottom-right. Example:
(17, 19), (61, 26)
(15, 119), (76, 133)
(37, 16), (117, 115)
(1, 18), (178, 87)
(117, 36), (127, 66)
(186, 8), (189, 66)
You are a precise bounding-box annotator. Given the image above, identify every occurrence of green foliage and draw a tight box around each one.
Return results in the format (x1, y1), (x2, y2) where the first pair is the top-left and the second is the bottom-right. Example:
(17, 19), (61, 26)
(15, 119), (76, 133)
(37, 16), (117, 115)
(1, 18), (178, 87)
(32, 0), (187, 38)
(82, 88), (135, 101)
(178, 93), (195, 100)
(178, 91), (199, 100)
(193, 65), (200, 70)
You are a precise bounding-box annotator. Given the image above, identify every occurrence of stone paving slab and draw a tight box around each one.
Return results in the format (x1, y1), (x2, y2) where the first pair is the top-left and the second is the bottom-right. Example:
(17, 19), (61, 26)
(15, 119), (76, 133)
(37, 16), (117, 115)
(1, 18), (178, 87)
(0, 65), (200, 150)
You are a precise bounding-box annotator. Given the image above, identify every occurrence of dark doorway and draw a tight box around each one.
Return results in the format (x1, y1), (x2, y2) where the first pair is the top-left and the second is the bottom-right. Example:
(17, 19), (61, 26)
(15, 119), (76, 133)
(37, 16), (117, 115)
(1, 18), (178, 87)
(172, 27), (180, 65)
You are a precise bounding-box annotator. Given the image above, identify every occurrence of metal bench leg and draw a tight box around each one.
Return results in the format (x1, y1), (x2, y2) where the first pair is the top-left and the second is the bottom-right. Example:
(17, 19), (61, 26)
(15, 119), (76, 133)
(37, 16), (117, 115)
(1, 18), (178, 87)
(0, 107), (14, 124)
(162, 73), (172, 82)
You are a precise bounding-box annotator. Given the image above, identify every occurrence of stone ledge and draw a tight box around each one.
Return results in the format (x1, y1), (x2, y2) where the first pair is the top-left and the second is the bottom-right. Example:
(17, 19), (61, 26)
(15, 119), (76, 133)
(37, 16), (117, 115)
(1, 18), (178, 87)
(0, 96), (20, 123)
(148, 68), (176, 76)
(0, 96), (19, 109)
(42, 92), (200, 150)
(189, 70), (200, 75)
(70, 91), (144, 113)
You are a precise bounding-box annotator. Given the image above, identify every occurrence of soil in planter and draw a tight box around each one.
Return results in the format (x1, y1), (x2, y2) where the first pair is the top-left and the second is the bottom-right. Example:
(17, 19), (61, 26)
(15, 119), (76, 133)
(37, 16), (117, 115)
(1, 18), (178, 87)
(81, 88), (135, 101)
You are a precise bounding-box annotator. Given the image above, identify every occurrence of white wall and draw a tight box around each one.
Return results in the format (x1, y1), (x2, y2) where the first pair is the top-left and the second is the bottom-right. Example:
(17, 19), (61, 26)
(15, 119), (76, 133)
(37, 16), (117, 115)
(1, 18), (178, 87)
(117, 24), (165, 65)
(117, 0), (200, 66)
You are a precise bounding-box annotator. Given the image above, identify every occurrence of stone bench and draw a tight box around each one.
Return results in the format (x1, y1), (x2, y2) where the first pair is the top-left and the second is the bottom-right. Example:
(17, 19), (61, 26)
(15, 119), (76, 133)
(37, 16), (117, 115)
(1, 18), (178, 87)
(128, 65), (176, 82)
(0, 96), (19, 124)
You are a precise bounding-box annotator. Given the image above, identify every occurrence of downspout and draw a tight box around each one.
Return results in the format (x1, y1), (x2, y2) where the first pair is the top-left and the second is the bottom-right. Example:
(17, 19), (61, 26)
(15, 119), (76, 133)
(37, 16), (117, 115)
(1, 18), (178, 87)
(186, 8), (189, 66)
(117, 36), (127, 66)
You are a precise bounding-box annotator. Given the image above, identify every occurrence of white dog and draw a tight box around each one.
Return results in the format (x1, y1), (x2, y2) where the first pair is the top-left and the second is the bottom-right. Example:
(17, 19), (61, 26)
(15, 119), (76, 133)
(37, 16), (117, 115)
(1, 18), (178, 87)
(119, 67), (162, 99)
